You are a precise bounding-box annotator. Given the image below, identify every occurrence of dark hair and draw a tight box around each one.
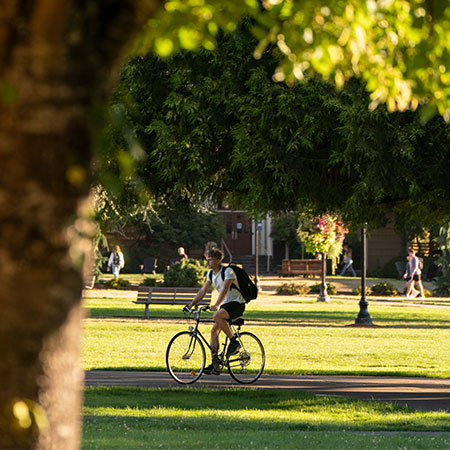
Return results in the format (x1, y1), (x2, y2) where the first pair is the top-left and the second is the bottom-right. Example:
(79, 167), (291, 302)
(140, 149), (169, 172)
(206, 247), (224, 261)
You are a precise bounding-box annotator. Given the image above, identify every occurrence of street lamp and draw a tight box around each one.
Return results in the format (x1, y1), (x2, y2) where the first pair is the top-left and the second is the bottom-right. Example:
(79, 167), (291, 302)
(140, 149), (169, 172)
(317, 252), (330, 302)
(355, 225), (373, 325)
(255, 220), (262, 291)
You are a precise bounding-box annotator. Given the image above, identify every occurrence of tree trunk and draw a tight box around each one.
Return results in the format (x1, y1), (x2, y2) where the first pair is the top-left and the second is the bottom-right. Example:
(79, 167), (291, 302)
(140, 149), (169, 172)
(0, 1), (162, 447)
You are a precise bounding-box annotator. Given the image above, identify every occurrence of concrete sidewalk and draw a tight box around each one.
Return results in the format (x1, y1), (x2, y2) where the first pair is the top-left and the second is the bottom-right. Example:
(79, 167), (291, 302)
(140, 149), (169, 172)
(85, 371), (450, 413)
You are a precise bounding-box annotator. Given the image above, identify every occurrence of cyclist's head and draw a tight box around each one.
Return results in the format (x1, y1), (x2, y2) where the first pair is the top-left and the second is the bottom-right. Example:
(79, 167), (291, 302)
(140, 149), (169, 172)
(206, 247), (224, 262)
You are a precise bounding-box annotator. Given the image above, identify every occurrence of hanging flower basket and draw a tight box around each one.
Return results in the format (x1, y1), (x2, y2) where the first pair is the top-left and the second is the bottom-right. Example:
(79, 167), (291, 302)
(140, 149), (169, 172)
(297, 213), (348, 258)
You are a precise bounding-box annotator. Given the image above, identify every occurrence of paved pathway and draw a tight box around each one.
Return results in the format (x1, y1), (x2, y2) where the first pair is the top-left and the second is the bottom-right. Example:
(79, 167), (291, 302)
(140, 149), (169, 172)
(85, 371), (450, 413)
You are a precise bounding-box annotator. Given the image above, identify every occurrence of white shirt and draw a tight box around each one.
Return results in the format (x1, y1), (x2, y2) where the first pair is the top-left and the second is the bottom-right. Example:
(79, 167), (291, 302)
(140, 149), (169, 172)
(209, 266), (244, 305)
(108, 251), (125, 269)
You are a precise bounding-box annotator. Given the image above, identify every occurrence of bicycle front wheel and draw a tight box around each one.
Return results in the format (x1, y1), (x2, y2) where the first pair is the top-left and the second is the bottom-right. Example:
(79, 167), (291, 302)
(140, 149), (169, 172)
(227, 332), (265, 384)
(166, 331), (206, 384)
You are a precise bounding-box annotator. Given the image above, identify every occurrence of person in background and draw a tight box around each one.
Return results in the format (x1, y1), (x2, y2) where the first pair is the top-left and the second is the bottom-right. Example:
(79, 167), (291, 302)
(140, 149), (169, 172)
(339, 245), (356, 277)
(403, 248), (425, 298)
(177, 246), (188, 261)
(108, 245), (125, 279)
(169, 246), (189, 268)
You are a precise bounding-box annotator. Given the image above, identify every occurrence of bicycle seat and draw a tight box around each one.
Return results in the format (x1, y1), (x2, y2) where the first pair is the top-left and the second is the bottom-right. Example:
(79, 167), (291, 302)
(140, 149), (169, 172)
(229, 317), (244, 326)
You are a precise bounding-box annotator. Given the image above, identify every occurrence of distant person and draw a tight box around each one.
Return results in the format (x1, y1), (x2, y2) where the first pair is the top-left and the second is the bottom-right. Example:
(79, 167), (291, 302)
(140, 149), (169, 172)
(176, 246), (188, 262)
(339, 245), (356, 277)
(169, 247), (189, 267)
(108, 245), (125, 279)
(403, 248), (424, 298)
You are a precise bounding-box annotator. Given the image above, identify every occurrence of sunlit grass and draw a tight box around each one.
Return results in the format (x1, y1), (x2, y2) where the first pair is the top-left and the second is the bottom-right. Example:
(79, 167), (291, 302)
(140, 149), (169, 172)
(82, 387), (450, 449)
(83, 315), (450, 377)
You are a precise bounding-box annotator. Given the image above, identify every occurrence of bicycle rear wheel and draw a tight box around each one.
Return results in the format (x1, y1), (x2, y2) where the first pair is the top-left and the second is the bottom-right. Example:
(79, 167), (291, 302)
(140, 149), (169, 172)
(166, 331), (206, 384)
(227, 332), (265, 384)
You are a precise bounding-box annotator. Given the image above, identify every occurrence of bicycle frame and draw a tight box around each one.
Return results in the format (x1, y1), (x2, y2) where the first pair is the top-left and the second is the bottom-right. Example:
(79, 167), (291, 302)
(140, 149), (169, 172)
(186, 307), (234, 363)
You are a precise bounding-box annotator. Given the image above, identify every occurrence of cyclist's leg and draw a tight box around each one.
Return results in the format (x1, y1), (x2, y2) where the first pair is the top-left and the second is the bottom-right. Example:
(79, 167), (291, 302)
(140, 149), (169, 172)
(204, 322), (223, 374)
(210, 321), (222, 357)
(212, 308), (234, 340)
(219, 303), (246, 357)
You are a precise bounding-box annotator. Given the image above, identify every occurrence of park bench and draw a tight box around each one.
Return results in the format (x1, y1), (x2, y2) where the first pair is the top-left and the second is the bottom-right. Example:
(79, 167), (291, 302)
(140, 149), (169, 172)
(84, 274), (96, 289)
(278, 259), (322, 278)
(133, 286), (212, 319)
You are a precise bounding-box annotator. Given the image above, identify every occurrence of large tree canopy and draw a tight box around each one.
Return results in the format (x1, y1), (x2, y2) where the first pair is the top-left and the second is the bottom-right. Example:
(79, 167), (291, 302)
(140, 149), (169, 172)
(114, 24), (450, 227)
(142, 0), (450, 121)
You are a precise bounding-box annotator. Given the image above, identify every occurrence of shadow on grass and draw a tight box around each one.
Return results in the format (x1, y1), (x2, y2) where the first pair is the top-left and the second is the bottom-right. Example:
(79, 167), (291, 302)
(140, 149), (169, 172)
(85, 304), (450, 329)
(83, 387), (450, 432)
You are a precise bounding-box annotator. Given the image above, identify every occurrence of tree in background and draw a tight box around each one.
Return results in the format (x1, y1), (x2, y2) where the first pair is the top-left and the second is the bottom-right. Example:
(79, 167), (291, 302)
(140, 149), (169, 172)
(115, 23), (450, 229)
(144, 0), (450, 121)
(270, 213), (305, 259)
(434, 224), (450, 295)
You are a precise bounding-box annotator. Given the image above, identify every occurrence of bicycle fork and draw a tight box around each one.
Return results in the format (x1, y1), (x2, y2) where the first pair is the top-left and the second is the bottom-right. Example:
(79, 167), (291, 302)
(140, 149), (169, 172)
(182, 332), (198, 360)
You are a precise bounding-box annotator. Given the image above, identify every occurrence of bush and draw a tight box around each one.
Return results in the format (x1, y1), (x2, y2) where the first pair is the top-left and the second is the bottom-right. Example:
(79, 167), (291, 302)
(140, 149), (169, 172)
(163, 259), (209, 287)
(353, 286), (372, 296)
(276, 282), (310, 295)
(309, 283), (337, 295)
(104, 278), (131, 289)
(140, 277), (163, 287)
(370, 282), (399, 296)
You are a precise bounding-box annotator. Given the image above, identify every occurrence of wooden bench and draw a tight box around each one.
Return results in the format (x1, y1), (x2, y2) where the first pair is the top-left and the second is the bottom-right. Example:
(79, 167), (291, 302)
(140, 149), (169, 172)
(133, 286), (212, 319)
(278, 259), (322, 278)
(84, 274), (96, 289)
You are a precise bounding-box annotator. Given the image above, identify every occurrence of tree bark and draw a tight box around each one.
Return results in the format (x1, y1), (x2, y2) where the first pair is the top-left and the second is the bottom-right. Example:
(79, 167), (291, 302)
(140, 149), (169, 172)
(0, 1), (162, 447)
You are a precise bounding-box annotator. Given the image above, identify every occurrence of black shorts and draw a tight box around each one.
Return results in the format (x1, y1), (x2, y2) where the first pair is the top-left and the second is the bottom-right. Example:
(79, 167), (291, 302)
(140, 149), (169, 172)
(406, 274), (421, 282)
(220, 301), (245, 320)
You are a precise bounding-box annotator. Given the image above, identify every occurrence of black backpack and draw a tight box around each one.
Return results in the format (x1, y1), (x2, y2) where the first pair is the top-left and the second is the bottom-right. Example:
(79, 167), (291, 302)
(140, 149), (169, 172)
(113, 252), (120, 265)
(209, 264), (258, 303)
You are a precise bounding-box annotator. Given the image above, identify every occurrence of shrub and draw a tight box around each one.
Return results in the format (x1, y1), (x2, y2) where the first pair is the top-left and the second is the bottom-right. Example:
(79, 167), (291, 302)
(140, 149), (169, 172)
(164, 259), (208, 287)
(104, 278), (131, 289)
(309, 283), (337, 295)
(353, 286), (372, 296)
(276, 282), (310, 295)
(140, 277), (163, 287)
(370, 282), (399, 296)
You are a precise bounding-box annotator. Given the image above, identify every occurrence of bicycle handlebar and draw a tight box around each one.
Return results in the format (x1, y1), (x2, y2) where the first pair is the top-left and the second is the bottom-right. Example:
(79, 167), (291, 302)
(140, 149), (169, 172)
(182, 305), (210, 315)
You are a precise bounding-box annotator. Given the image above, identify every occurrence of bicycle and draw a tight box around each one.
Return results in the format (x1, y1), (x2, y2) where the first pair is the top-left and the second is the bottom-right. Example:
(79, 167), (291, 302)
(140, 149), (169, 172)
(166, 305), (265, 385)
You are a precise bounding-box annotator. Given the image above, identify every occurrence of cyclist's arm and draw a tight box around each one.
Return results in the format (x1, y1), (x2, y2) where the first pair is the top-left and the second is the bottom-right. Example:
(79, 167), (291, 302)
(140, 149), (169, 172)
(211, 278), (233, 311)
(189, 280), (212, 308)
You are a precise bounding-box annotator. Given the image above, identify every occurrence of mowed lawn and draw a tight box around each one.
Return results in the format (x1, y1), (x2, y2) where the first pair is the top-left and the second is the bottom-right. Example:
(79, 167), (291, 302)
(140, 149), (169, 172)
(83, 388), (450, 449)
(82, 286), (450, 448)
(83, 292), (450, 378)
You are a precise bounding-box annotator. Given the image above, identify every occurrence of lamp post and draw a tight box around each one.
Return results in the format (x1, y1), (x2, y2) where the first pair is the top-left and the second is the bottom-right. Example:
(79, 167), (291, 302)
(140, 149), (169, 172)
(317, 252), (330, 302)
(355, 225), (373, 325)
(255, 221), (262, 291)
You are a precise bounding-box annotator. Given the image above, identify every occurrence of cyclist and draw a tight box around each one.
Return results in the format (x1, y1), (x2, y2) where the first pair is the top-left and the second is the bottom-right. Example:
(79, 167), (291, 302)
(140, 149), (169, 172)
(187, 247), (245, 375)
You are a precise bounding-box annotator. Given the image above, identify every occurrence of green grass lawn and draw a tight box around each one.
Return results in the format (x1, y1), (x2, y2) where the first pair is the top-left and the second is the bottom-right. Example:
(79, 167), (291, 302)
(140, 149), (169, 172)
(83, 296), (450, 377)
(82, 283), (450, 448)
(83, 387), (450, 449)
(84, 290), (450, 324)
